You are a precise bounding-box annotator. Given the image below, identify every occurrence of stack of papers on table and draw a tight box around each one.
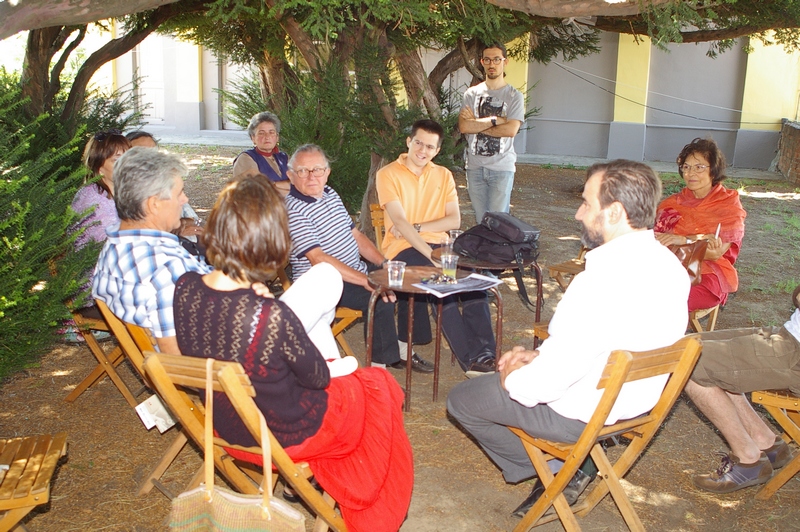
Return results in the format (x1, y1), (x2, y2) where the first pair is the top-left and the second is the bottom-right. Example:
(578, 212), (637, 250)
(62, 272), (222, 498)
(413, 273), (502, 298)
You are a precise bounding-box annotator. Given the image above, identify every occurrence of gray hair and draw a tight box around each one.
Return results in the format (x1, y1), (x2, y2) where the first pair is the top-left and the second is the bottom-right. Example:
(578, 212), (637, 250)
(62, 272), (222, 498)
(247, 112), (281, 139)
(114, 147), (187, 221)
(289, 144), (330, 169)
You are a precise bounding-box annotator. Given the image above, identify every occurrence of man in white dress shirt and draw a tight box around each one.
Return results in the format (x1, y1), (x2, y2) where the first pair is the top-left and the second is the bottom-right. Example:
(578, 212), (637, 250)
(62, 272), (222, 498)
(447, 159), (689, 517)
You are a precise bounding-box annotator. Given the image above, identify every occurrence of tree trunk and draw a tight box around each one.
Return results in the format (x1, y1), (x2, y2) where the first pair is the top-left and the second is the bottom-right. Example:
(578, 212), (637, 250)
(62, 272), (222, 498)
(257, 50), (292, 112)
(20, 26), (74, 117)
(357, 152), (387, 240)
(262, 0), (322, 81)
(59, 3), (184, 129)
(428, 38), (480, 93)
(394, 48), (441, 118)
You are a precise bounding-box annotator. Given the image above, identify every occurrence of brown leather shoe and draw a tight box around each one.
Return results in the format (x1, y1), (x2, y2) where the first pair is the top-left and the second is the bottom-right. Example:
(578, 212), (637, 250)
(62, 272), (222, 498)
(764, 437), (793, 469)
(693, 452), (772, 493)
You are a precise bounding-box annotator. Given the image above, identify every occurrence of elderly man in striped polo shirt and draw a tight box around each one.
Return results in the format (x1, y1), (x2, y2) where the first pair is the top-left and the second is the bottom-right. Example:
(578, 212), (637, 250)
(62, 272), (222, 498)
(285, 144), (434, 373)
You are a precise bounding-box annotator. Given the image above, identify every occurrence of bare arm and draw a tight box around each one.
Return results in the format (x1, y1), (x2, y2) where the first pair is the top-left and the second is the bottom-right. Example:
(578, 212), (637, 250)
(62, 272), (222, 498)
(273, 180), (291, 197)
(655, 232), (732, 260)
(458, 106), (521, 137)
(305, 247), (371, 290)
(156, 335), (181, 355)
(353, 227), (385, 266)
(384, 200), (460, 261)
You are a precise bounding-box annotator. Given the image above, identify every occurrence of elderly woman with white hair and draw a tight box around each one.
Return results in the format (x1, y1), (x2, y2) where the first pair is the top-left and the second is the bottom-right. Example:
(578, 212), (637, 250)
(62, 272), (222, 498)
(232, 111), (290, 196)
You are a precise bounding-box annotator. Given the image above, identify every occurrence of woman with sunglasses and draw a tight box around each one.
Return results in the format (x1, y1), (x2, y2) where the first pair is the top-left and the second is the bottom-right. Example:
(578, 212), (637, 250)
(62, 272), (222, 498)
(71, 130), (131, 247)
(655, 137), (747, 311)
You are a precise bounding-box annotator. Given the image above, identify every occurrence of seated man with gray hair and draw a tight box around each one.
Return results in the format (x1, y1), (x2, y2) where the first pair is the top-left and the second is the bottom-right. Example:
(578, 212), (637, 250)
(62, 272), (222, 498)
(92, 148), (211, 355)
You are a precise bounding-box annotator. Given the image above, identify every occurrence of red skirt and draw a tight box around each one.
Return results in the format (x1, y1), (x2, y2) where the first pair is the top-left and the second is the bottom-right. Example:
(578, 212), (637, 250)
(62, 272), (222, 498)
(226, 367), (413, 532)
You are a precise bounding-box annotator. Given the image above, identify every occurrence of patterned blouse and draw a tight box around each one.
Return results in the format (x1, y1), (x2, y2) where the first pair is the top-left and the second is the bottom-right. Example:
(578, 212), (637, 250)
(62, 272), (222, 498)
(174, 271), (330, 448)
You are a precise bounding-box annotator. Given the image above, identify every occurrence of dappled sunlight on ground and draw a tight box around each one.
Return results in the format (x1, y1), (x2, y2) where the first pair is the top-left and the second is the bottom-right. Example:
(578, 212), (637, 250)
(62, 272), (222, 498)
(739, 190), (800, 201)
(622, 478), (683, 507)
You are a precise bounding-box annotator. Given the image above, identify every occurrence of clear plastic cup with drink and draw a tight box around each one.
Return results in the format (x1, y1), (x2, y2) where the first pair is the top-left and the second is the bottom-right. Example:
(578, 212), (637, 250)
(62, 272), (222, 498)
(440, 253), (458, 279)
(387, 260), (406, 288)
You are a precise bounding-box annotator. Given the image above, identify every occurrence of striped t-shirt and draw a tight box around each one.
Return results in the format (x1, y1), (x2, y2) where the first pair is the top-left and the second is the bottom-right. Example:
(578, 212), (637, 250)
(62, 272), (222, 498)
(286, 185), (367, 279)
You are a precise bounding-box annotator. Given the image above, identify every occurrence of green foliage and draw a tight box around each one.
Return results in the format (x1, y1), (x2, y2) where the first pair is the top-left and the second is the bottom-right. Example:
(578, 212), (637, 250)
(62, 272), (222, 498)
(0, 66), (140, 380)
(0, 83), (101, 380)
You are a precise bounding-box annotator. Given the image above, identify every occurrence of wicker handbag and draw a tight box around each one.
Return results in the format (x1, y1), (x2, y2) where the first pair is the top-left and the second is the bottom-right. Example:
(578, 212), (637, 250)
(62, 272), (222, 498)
(168, 358), (305, 532)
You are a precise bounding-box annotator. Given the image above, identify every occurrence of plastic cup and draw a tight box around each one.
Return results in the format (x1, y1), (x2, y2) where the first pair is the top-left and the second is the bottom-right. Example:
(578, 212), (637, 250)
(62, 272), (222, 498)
(449, 229), (464, 240)
(387, 261), (406, 287)
(441, 253), (458, 279)
(440, 236), (454, 255)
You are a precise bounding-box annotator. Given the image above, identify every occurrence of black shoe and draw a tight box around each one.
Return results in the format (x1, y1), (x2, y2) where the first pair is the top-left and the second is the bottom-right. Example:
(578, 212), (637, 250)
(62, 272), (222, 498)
(283, 477), (322, 503)
(511, 468), (594, 518)
(464, 354), (496, 378)
(389, 353), (434, 374)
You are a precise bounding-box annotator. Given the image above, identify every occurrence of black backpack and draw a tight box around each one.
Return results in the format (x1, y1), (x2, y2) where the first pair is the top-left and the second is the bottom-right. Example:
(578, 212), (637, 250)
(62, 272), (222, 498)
(454, 212), (540, 265)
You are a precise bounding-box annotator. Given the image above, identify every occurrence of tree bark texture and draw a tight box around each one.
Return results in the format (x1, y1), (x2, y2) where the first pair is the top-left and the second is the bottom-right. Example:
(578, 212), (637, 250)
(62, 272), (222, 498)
(394, 48), (441, 118)
(59, 3), (186, 128)
(357, 152), (388, 241)
(1, 0), (180, 41)
(484, 0), (673, 18)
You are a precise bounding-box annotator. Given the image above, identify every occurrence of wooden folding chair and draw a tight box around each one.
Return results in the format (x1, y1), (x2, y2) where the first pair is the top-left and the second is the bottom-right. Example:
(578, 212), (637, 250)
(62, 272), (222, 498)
(688, 304), (720, 333)
(369, 203), (385, 250)
(65, 307), (139, 408)
(277, 269), (361, 358)
(93, 301), (193, 497)
(508, 335), (702, 531)
(0, 433), (67, 532)
(750, 390), (800, 499)
(143, 352), (347, 532)
(548, 246), (587, 292)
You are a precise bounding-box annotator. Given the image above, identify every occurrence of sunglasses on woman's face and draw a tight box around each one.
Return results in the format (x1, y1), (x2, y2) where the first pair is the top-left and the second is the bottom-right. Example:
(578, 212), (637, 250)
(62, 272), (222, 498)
(94, 129), (122, 142)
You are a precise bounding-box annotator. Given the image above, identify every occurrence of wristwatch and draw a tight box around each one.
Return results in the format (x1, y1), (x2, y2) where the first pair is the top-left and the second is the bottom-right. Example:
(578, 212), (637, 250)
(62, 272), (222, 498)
(491, 117), (497, 127)
(414, 223), (422, 232)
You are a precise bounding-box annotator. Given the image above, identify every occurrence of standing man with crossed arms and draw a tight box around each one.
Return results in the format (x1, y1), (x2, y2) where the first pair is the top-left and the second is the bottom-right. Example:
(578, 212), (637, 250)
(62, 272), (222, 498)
(459, 42), (525, 224)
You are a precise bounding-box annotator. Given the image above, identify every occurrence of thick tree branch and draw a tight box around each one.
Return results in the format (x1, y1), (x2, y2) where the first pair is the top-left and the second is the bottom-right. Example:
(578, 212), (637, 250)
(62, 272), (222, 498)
(484, 0), (674, 18)
(59, 3), (190, 125)
(0, 0), (181, 41)
(591, 17), (798, 43)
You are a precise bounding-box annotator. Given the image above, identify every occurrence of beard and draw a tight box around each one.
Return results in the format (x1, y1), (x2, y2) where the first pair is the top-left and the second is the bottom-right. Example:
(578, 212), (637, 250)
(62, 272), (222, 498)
(580, 217), (605, 249)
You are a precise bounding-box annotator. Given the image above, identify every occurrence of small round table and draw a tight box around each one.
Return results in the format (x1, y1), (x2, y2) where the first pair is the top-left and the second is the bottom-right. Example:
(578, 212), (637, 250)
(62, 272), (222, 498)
(431, 248), (542, 323)
(365, 265), (502, 411)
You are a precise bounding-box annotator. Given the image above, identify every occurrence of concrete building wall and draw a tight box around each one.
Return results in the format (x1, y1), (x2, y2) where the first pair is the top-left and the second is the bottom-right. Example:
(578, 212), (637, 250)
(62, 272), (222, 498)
(525, 32), (619, 158)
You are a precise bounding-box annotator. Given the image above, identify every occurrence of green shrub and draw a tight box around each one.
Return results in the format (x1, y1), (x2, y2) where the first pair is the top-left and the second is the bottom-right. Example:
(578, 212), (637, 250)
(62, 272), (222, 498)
(0, 68), (141, 380)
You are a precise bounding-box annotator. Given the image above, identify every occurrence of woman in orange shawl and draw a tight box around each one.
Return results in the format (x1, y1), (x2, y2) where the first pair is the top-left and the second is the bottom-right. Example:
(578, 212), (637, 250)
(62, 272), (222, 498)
(655, 138), (746, 311)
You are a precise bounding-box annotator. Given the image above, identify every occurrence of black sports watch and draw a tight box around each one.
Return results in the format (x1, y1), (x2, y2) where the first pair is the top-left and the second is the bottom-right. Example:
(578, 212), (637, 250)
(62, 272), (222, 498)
(491, 117), (497, 127)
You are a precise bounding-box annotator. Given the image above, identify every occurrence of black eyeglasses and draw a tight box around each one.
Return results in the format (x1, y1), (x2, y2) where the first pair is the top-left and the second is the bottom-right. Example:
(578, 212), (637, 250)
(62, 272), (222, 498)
(94, 129), (122, 142)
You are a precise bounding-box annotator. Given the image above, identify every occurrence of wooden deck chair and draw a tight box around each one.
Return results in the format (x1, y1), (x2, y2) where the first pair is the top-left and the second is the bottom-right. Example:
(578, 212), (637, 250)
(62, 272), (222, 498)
(508, 335), (702, 532)
(688, 304), (720, 333)
(143, 352), (347, 532)
(276, 269), (361, 359)
(65, 308), (139, 408)
(0, 432), (67, 532)
(93, 301), (194, 497)
(547, 246), (587, 292)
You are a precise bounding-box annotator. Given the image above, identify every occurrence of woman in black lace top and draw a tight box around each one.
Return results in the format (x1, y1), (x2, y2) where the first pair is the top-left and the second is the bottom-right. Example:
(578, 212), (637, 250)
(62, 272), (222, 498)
(173, 174), (413, 532)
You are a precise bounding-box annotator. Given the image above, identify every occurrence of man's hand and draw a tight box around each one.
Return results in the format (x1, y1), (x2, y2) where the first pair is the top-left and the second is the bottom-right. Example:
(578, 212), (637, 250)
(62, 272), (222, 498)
(178, 218), (204, 238)
(498, 346), (538, 389)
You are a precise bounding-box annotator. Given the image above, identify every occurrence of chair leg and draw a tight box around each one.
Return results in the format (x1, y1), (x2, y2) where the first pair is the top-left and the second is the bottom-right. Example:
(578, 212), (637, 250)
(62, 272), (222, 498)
(137, 430), (189, 495)
(65, 346), (124, 403)
(0, 506), (34, 532)
(757, 454), (800, 500)
(589, 445), (644, 531)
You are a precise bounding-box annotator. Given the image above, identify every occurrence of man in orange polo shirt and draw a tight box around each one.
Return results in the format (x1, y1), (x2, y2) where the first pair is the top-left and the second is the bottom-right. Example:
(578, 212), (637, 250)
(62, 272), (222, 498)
(376, 119), (496, 375)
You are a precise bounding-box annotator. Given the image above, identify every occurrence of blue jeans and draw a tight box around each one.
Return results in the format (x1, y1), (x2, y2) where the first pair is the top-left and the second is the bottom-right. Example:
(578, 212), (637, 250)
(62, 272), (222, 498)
(466, 167), (515, 224)
(447, 373), (586, 483)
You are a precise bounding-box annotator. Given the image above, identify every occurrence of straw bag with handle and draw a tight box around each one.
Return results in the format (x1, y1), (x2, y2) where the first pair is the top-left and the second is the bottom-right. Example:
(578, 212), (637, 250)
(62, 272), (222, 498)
(168, 358), (305, 532)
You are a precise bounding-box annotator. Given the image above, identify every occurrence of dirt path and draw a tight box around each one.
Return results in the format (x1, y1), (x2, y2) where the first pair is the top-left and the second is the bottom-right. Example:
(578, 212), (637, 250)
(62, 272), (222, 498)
(2, 147), (799, 531)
